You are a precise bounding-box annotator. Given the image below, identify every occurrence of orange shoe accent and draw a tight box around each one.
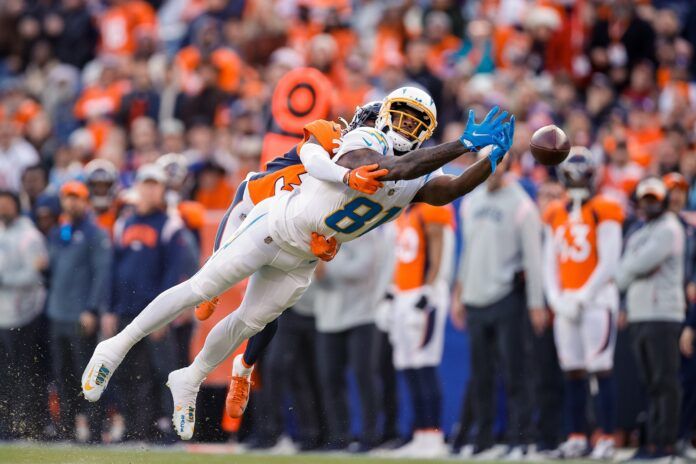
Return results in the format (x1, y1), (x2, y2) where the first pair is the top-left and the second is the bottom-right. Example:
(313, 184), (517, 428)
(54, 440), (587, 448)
(241, 358), (253, 369)
(225, 375), (252, 419)
(195, 297), (219, 321)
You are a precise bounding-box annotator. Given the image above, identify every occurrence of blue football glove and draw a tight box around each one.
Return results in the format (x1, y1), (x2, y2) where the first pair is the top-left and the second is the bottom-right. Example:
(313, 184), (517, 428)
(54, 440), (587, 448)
(459, 106), (509, 151)
(488, 115), (515, 173)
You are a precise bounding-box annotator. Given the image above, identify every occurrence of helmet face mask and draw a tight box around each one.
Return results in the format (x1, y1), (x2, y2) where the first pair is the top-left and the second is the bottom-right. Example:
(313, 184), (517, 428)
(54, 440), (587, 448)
(85, 159), (118, 211)
(557, 147), (596, 198)
(376, 87), (437, 153)
(346, 101), (381, 133)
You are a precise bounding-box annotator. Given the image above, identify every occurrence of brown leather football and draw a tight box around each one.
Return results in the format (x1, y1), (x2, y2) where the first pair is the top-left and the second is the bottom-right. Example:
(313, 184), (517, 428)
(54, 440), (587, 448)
(530, 125), (571, 166)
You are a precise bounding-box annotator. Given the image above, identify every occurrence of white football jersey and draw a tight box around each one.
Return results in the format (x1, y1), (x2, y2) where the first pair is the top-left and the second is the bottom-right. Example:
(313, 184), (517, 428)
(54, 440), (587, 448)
(268, 127), (443, 257)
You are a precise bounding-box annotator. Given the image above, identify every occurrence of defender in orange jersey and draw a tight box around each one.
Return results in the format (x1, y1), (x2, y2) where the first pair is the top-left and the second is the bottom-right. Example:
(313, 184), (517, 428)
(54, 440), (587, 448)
(386, 203), (455, 458)
(542, 147), (624, 460)
(195, 103), (386, 420)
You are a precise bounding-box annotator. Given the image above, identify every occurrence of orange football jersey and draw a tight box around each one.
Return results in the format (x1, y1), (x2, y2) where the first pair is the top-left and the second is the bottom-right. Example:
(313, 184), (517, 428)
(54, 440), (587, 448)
(393, 203), (455, 291)
(543, 195), (624, 290)
(247, 119), (342, 205)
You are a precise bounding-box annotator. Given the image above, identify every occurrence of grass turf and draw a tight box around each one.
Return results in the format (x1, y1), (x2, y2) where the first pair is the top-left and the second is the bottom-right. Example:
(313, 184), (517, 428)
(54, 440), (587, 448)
(0, 444), (598, 464)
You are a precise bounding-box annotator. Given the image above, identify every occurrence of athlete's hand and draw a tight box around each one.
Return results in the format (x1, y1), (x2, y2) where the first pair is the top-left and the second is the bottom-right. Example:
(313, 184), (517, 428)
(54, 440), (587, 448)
(451, 300), (467, 331)
(343, 164), (389, 195)
(681, 327), (695, 357)
(529, 307), (548, 336)
(101, 313), (118, 338)
(460, 106), (509, 151)
(80, 311), (98, 337)
(310, 232), (339, 261)
(488, 117), (515, 173)
(552, 292), (582, 321)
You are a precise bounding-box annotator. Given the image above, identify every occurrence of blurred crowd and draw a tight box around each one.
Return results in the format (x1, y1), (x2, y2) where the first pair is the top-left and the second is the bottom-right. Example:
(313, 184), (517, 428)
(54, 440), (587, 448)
(3, 0), (696, 460)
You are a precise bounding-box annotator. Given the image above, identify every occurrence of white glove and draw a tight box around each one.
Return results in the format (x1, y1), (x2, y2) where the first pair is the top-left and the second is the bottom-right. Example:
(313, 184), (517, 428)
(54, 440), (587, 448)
(374, 294), (395, 332)
(550, 291), (583, 321)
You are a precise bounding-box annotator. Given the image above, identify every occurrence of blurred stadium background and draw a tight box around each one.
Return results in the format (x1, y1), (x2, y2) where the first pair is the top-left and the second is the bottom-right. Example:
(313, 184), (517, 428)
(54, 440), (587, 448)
(2, 0), (696, 462)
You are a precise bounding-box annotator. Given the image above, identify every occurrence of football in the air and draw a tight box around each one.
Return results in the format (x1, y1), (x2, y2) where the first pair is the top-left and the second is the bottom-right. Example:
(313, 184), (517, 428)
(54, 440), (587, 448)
(530, 125), (571, 165)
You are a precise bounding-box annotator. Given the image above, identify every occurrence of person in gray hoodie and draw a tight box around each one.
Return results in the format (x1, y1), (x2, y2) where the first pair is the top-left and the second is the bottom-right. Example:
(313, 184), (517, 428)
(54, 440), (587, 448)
(617, 177), (686, 459)
(0, 190), (48, 439)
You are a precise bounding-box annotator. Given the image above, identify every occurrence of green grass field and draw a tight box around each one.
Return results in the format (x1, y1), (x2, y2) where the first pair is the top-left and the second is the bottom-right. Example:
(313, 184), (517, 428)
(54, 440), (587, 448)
(0, 444), (603, 464)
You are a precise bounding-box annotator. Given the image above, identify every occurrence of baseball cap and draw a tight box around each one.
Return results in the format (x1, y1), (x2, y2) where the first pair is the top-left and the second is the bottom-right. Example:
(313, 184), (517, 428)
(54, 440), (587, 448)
(636, 177), (667, 201)
(60, 180), (89, 199)
(136, 163), (167, 184)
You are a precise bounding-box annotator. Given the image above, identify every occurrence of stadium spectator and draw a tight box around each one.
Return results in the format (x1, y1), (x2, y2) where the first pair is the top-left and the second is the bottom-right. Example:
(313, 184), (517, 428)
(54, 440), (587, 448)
(46, 181), (111, 442)
(0, 119), (39, 192)
(19, 163), (48, 216)
(453, 154), (545, 459)
(618, 177), (686, 460)
(313, 235), (383, 451)
(107, 163), (198, 440)
(46, 0), (97, 69)
(0, 189), (48, 439)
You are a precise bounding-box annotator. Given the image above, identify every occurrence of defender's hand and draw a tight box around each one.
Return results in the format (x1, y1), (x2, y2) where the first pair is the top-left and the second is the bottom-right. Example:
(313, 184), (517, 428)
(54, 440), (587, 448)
(310, 232), (339, 261)
(460, 106), (509, 150)
(344, 164), (389, 195)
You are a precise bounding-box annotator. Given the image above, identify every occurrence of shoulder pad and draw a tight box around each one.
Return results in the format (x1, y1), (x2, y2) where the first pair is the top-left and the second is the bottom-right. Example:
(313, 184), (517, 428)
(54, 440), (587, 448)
(336, 127), (393, 158)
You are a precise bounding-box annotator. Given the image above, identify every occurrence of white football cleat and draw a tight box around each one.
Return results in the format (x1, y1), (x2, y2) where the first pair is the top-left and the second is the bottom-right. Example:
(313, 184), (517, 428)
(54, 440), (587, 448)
(554, 435), (589, 459)
(590, 436), (615, 460)
(167, 368), (201, 441)
(81, 340), (124, 402)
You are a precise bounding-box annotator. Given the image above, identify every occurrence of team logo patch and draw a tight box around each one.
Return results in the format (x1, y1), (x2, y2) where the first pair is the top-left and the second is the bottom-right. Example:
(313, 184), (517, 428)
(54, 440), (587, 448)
(95, 365), (110, 386)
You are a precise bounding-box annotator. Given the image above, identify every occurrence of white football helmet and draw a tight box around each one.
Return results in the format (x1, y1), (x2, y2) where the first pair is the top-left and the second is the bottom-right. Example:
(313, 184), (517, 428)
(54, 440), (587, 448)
(375, 86), (437, 153)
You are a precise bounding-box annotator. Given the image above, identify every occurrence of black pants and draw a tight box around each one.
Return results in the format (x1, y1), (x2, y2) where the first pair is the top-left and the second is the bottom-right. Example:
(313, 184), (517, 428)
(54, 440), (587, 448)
(679, 349), (696, 440)
(529, 322), (564, 449)
(171, 322), (193, 369)
(630, 321), (682, 448)
(252, 309), (323, 448)
(402, 366), (442, 430)
(467, 290), (532, 447)
(373, 329), (399, 442)
(49, 319), (104, 441)
(316, 323), (380, 448)
(115, 315), (176, 440)
(0, 316), (46, 439)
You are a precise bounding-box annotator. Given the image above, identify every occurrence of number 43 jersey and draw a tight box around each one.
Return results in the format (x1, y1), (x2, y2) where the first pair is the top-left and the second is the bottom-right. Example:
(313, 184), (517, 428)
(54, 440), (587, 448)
(543, 194), (624, 291)
(268, 127), (444, 257)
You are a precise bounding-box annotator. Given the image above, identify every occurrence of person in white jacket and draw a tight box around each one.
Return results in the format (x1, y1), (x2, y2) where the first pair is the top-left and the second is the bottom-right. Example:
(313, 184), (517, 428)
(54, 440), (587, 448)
(617, 177), (685, 460)
(0, 190), (47, 438)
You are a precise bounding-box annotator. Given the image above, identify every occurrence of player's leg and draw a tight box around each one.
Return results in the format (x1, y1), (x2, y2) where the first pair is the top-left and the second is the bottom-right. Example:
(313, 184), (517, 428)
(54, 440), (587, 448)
(195, 180), (253, 320)
(553, 315), (590, 458)
(168, 260), (316, 439)
(582, 307), (618, 460)
(82, 203), (278, 402)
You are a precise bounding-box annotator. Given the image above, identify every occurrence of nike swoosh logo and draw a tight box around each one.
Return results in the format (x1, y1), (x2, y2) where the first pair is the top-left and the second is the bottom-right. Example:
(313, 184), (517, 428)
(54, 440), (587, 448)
(471, 131), (489, 137)
(356, 172), (368, 181)
(361, 137), (373, 147)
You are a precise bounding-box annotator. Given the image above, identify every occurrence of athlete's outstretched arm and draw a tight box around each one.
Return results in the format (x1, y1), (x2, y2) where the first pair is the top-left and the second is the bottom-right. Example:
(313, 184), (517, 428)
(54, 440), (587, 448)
(411, 119), (515, 206)
(410, 156), (494, 205)
(335, 107), (510, 181)
(336, 141), (473, 181)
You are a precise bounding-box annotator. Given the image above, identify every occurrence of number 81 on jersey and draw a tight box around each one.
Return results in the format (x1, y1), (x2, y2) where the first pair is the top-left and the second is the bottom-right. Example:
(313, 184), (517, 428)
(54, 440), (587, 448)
(325, 197), (401, 236)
